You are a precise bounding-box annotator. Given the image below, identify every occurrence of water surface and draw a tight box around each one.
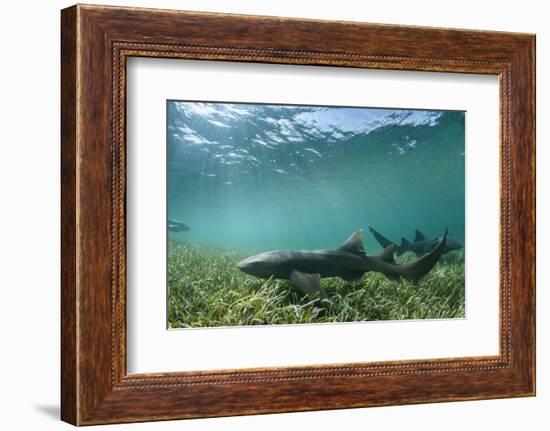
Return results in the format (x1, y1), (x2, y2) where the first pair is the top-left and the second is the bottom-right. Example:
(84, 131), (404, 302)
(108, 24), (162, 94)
(167, 101), (465, 253)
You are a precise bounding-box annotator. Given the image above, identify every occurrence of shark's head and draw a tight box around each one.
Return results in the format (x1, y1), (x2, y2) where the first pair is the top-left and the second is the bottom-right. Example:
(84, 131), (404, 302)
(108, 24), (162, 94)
(237, 251), (288, 278)
(168, 219), (190, 232)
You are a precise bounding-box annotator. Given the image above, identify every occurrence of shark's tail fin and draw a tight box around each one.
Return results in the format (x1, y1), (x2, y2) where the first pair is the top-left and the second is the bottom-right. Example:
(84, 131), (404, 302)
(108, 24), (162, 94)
(397, 228), (447, 284)
(368, 226), (395, 248)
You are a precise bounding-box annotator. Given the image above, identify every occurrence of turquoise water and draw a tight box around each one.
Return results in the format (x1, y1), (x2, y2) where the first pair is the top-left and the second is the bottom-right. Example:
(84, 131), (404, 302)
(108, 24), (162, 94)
(167, 101), (465, 253)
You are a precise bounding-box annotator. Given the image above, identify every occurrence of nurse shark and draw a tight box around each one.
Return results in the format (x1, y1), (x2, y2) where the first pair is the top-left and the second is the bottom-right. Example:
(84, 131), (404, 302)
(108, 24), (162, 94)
(238, 228), (447, 296)
(368, 226), (462, 256)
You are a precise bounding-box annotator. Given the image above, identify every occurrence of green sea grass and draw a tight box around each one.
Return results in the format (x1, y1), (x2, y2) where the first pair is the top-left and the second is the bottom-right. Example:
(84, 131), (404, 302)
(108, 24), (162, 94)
(168, 242), (465, 328)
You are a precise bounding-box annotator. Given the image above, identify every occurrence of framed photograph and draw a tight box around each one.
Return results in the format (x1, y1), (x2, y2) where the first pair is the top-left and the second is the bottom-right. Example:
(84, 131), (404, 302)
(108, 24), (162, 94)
(164, 100), (465, 330)
(61, 4), (535, 425)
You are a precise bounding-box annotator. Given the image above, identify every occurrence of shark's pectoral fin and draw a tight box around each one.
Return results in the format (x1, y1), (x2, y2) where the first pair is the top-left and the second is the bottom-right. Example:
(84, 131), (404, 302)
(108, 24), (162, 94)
(340, 270), (364, 283)
(290, 271), (322, 295)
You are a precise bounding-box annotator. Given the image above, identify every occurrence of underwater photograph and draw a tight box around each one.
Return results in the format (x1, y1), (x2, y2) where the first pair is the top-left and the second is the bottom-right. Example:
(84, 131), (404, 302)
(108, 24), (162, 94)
(167, 101), (465, 328)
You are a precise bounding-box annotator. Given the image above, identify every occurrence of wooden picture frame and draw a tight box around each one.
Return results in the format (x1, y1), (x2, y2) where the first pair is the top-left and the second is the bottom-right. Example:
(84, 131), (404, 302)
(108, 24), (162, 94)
(61, 4), (535, 426)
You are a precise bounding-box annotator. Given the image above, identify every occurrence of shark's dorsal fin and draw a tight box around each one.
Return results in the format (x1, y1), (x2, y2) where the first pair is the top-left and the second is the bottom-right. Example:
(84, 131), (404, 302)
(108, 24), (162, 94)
(414, 230), (427, 242)
(400, 237), (410, 247)
(368, 226), (395, 248)
(378, 245), (396, 264)
(338, 229), (366, 256)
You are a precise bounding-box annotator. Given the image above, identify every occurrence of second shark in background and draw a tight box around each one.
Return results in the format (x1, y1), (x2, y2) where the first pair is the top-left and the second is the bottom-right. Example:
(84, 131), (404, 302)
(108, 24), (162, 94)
(368, 226), (462, 256)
